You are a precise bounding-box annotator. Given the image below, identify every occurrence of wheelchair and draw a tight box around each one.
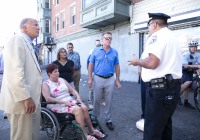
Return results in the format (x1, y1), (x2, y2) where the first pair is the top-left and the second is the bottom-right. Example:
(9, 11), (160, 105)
(40, 99), (105, 140)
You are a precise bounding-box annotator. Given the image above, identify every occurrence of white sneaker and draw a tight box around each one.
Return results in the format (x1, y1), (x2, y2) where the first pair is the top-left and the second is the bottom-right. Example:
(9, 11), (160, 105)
(89, 104), (93, 109)
(88, 102), (93, 109)
(136, 119), (144, 131)
(101, 101), (106, 106)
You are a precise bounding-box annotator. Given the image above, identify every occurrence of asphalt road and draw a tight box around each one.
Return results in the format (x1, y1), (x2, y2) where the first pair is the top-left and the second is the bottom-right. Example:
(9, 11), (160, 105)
(0, 72), (200, 140)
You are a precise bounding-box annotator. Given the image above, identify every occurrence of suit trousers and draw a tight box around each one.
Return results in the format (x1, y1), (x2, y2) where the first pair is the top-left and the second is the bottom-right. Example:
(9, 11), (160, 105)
(144, 82), (180, 140)
(7, 105), (41, 140)
(93, 75), (115, 122)
(73, 69), (81, 93)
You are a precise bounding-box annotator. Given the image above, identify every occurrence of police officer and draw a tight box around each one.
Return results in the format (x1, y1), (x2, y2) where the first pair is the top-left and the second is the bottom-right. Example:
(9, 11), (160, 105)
(179, 41), (200, 109)
(128, 13), (182, 140)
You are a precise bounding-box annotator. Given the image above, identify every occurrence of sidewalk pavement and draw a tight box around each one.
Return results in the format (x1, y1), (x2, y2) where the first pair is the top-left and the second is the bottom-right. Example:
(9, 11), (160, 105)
(0, 72), (200, 140)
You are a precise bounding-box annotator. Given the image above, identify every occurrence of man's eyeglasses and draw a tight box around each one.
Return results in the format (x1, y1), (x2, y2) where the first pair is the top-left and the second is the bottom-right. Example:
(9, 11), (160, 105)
(104, 37), (112, 41)
(147, 21), (155, 27)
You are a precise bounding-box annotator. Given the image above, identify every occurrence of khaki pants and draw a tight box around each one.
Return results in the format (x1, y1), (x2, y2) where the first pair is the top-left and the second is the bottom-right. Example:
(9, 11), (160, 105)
(73, 69), (81, 93)
(7, 105), (40, 140)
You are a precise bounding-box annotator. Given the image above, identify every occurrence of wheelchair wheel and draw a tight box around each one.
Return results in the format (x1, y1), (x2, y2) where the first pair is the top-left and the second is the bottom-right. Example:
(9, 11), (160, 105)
(194, 87), (200, 113)
(40, 107), (60, 140)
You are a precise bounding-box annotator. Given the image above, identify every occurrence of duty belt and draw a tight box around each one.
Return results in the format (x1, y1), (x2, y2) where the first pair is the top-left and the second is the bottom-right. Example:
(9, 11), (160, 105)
(145, 75), (181, 89)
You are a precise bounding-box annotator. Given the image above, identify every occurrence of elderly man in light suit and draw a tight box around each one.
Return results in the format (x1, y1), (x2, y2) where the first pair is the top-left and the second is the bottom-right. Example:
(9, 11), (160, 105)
(0, 18), (42, 140)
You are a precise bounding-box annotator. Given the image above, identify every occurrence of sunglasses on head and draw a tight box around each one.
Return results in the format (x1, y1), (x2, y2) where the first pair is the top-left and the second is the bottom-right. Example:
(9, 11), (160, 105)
(104, 37), (112, 41)
(59, 50), (66, 53)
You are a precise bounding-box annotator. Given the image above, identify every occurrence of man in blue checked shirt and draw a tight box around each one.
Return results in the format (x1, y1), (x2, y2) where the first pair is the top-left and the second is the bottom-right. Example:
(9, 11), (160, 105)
(67, 42), (81, 93)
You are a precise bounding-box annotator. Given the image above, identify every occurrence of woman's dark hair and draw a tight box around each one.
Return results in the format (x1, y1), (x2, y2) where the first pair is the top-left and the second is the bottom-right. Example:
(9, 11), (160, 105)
(46, 63), (58, 75)
(57, 48), (67, 60)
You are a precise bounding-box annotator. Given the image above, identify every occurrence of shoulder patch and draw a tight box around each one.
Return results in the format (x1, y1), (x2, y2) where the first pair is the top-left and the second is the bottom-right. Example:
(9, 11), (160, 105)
(148, 35), (157, 45)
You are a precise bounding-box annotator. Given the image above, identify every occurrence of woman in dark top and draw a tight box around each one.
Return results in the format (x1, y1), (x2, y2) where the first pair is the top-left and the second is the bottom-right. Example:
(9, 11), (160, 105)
(52, 48), (75, 88)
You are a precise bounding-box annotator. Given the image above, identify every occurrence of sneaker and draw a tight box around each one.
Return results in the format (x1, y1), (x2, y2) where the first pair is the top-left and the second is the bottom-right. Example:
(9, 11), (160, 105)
(88, 101), (93, 110)
(136, 119), (144, 131)
(3, 114), (7, 119)
(106, 122), (114, 131)
(101, 101), (106, 106)
(88, 103), (93, 110)
(183, 102), (196, 110)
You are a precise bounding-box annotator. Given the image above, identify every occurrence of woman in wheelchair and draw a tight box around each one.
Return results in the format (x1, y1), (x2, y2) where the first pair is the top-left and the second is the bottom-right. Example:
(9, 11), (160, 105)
(42, 63), (105, 140)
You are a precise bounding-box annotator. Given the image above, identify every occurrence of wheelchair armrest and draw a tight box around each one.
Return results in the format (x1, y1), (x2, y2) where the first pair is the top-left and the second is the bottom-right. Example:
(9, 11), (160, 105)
(41, 102), (57, 104)
(41, 102), (56, 108)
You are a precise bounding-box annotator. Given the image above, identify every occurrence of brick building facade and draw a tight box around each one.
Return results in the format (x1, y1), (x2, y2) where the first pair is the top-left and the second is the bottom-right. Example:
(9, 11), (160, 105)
(46, 0), (200, 82)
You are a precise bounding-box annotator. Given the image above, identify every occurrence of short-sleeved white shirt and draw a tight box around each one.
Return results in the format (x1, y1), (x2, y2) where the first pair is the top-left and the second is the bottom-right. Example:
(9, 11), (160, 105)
(141, 27), (182, 82)
(182, 51), (200, 65)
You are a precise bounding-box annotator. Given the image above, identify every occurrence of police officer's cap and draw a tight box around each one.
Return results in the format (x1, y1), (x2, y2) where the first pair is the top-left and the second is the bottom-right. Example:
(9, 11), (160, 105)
(148, 13), (171, 24)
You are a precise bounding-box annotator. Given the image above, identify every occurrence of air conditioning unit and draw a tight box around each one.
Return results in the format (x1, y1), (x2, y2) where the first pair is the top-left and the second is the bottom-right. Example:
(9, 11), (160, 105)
(44, 37), (55, 45)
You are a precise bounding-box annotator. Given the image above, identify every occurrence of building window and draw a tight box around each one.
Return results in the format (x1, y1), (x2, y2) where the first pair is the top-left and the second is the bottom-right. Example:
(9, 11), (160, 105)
(45, 1), (50, 9)
(56, 0), (59, 5)
(71, 5), (76, 25)
(55, 16), (59, 32)
(61, 12), (65, 29)
(45, 20), (50, 33)
(83, 0), (99, 9)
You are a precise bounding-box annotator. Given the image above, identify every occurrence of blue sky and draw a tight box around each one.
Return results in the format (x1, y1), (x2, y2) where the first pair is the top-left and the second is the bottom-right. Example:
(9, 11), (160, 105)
(0, 0), (37, 45)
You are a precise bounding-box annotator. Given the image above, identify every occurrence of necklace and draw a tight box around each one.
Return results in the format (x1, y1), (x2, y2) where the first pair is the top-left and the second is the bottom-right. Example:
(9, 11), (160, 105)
(59, 60), (67, 66)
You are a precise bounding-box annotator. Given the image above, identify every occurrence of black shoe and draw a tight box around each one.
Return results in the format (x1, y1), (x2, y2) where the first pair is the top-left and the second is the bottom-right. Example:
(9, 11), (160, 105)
(177, 98), (183, 106)
(3, 115), (7, 119)
(106, 122), (114, 131)
(183, 102), (196, 110)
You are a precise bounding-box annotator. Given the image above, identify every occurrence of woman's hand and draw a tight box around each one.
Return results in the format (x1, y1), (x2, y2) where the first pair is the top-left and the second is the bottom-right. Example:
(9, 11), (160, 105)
(64, 100), (76, 106)
(76, 96), (83, 104)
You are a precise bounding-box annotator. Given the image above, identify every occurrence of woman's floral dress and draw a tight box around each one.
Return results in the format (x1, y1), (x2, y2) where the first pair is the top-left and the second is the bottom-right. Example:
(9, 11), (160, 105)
(44, 78), (76, 113)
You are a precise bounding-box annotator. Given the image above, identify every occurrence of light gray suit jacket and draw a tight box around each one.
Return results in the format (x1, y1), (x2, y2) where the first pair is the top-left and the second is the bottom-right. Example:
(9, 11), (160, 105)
(0, 34), (42, 114)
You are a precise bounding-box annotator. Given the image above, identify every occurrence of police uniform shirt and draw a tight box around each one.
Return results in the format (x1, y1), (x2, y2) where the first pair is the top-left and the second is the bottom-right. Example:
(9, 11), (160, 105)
(140, 51), (148, 59)
(141, 27), (182, 82)
(182, 51), (200, 65)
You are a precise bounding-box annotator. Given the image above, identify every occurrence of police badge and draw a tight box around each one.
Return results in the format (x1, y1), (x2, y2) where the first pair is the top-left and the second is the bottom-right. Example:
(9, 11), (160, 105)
(149, 35), (157, 45)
